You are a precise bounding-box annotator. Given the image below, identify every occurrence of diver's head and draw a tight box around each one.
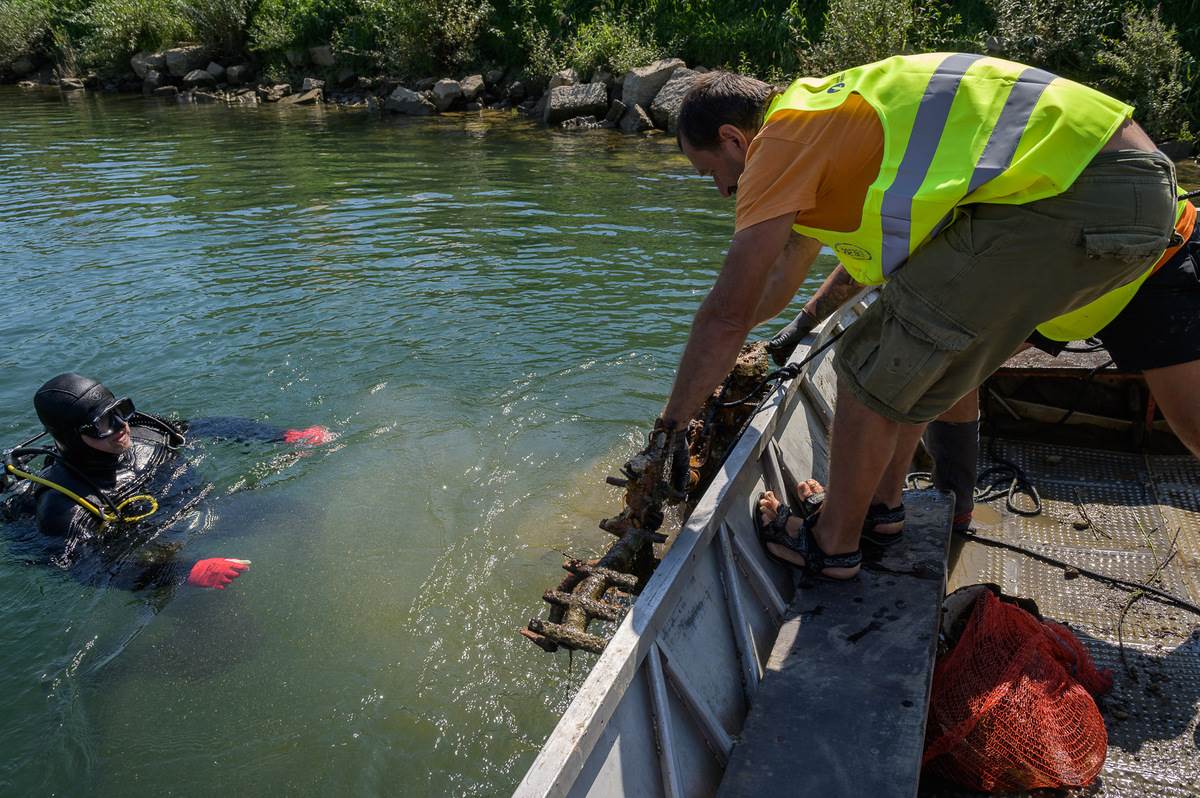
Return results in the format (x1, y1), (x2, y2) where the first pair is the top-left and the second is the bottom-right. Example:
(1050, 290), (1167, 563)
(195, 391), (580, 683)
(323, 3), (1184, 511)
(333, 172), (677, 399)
(34, 373), (134, 457)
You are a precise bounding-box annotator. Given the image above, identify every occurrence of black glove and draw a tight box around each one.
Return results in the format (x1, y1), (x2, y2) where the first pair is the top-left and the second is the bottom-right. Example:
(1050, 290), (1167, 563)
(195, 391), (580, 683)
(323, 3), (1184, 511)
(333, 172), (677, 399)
(766, 308), (818, 367)
(624, 418), (691, 500)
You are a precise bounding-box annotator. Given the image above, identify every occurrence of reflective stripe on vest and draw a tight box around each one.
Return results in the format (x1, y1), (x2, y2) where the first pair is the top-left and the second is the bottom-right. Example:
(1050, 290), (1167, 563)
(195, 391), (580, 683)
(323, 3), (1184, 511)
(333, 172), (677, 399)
(882, 56), (1061, 276)
(880, 53), (982, 274)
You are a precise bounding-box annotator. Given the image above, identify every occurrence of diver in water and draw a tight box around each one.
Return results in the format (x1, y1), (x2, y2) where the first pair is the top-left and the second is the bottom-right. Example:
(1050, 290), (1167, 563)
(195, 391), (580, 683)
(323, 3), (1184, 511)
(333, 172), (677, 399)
(1, 373), (333, 592)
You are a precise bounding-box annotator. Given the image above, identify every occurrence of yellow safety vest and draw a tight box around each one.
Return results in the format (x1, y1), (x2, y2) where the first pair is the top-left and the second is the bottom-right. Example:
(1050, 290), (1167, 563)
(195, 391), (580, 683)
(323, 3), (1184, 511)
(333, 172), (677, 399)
(766, 53), (1154, 341)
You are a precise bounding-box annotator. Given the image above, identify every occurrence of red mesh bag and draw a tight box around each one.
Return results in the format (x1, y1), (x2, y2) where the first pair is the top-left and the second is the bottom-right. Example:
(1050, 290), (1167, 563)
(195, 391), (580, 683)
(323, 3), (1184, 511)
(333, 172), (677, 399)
(923, 590), (1113, 791)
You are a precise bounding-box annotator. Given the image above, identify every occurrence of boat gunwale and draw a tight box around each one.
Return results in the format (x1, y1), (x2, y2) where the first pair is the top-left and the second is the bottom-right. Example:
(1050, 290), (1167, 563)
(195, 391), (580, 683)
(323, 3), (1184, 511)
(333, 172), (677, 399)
(514, 303), (864, 798)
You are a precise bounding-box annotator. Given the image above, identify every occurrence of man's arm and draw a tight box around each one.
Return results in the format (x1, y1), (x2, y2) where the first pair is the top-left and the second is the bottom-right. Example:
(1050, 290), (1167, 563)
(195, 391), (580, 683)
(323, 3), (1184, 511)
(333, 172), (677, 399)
(803, 264), (862, 322)
(661, 214), (819, 428)
(753, 232), (825, 324)
(765, 264), (863, 365)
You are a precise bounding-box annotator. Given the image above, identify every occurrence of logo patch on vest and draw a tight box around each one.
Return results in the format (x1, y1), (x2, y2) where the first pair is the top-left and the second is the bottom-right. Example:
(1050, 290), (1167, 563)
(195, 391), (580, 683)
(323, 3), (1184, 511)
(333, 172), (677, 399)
(834, 242), (871, 261)
(826, 81), (846, 94)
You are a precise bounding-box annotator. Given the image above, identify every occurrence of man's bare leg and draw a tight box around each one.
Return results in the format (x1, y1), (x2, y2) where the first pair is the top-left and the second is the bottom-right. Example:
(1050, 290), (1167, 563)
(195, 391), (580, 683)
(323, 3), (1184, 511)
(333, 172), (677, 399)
(865, 421), (929, 535)
(1144, 359), (1200, 459)
(756, 380), (900, 577)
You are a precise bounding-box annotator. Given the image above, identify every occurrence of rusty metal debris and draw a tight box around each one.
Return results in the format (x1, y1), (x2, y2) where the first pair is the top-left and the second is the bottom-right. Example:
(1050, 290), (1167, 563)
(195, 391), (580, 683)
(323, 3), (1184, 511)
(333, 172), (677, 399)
(522, 343), (772, 654)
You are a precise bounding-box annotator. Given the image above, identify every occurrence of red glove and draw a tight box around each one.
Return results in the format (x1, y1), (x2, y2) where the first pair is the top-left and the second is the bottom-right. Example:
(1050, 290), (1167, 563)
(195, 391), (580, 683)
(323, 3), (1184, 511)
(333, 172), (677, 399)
(283, 425), (333, 445)
(187, 558), (251, 589)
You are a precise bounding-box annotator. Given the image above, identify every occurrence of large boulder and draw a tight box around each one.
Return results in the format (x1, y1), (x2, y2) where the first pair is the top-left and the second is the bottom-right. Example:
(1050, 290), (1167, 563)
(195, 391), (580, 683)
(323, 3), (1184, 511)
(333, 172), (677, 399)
(226, 64), (252, 86)
(301, 76), (325, 92)
(649, 68), (698, 133)
(413, 77), (437, 91)
(384, 86), (436, 115)
(590, 69), (615, 88)
(206, 61), (225, 81)
(1159, 140), (1196, 160)
(11, 56), (35, 76)
(621, 58), (685, 112)
(309, 45), (335, 67)
(256, 83), (292, 102)
(506, 80), (526, 103)
(543, 82), (608, 126)
(281, 88), (322, 106)
(182, 69), (216, 89)
(431, 78), (462, 111)
(619, 103), (654, 134)
(130, 51), (165, 79)
(484, 68), (505, 88)
(548, 68), (578, 90)
(459, 74), (484, 102)
(142, 69), (167, 93)
(603, 99), (626, 126)
(164, 46), (207, 77)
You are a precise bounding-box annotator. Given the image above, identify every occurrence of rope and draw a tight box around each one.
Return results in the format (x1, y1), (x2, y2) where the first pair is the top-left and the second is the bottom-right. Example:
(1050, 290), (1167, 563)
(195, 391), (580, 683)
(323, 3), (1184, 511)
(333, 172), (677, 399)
(954, 528), (1200, 617)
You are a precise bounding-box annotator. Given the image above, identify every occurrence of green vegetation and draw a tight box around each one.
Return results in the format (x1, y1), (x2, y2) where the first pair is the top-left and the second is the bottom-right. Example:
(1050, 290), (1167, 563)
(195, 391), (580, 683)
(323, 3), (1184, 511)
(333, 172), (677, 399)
(0, 0), (1195, 140)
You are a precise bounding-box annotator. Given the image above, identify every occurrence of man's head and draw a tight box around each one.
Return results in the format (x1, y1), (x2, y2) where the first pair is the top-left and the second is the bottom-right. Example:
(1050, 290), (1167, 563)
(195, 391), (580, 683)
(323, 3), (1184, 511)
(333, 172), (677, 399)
(676, 72), (775, 198)
(34, 373), (133, 456)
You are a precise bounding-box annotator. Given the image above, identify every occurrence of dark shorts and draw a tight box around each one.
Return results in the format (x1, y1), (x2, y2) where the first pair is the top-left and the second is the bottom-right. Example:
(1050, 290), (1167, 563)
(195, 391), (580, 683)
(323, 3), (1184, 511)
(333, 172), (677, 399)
(1027, 221), (1200, 371)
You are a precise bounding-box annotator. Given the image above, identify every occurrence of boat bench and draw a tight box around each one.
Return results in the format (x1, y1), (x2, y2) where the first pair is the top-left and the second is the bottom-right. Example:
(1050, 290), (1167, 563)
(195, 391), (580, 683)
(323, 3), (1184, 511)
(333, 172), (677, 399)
(717, 489), (953, 798)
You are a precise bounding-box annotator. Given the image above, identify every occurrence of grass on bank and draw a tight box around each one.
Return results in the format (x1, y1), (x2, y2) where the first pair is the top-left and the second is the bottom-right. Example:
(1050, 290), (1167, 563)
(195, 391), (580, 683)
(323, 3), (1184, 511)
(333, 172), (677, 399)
(0, 0), (1195, 142)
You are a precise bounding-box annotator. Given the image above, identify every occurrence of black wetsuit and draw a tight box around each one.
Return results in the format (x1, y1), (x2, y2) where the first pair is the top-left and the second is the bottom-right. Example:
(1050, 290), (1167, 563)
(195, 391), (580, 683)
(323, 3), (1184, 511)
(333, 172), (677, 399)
(27, 414), (284, 591)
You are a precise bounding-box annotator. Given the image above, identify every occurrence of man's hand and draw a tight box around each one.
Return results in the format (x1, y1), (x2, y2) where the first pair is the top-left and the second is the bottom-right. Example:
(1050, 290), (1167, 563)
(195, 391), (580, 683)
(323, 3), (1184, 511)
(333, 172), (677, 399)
(625, 418), (691, 500)
(283, 425), (334, 445)
(766, 308), (819, 366)
(187, 558), (251, 589)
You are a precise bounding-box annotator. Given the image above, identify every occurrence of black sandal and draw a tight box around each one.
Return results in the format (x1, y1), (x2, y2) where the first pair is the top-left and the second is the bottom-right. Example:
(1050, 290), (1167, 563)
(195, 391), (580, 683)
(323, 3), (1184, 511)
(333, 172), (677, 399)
(861, 502), (905, 547)
(756, 497), (862, 580)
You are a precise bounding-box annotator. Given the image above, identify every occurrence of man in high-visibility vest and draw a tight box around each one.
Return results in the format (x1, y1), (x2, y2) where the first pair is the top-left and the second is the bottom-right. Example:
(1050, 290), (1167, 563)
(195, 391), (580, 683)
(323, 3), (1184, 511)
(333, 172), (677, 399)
(653, 54), (1183, 580)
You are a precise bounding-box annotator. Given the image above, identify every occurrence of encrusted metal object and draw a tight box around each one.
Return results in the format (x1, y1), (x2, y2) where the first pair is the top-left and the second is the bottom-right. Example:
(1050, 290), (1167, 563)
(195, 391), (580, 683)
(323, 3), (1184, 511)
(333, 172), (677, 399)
(521, 343), (772, 654)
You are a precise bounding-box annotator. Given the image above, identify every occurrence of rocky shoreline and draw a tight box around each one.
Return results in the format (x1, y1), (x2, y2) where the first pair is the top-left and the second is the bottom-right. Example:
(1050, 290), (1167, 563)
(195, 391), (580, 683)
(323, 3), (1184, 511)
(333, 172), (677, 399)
(10, 44), (705, 137)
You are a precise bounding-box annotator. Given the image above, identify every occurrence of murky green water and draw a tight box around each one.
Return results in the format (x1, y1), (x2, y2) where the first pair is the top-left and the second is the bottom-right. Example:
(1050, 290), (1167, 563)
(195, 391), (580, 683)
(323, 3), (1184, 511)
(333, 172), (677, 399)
(0, 87), (836, 797)
(3, 86), (1195, 797)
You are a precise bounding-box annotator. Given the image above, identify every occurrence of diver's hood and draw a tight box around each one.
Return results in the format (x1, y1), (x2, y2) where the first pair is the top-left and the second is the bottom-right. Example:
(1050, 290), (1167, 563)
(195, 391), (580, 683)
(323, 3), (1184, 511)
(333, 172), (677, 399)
(33, 373), (123, 468)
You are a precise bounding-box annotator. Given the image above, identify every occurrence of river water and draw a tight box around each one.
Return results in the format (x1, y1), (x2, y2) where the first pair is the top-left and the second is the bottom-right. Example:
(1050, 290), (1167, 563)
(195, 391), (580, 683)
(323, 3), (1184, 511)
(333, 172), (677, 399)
(0, 86), (836, 797)
(2, 86), (1196, 797)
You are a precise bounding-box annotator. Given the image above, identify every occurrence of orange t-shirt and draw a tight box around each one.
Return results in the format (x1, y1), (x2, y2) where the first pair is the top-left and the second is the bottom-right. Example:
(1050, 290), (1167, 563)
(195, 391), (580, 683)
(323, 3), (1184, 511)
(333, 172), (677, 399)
(734, 92), (884, 234)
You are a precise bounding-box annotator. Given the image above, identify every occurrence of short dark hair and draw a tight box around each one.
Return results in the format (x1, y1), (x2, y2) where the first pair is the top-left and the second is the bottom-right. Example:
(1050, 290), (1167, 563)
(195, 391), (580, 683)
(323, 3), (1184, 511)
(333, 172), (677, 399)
(676, 72), (775, 150)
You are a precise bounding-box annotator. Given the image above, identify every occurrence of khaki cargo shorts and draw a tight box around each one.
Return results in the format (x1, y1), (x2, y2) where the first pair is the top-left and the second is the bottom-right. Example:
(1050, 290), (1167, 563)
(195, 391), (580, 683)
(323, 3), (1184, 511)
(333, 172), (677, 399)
(835, 150), (1179, 424)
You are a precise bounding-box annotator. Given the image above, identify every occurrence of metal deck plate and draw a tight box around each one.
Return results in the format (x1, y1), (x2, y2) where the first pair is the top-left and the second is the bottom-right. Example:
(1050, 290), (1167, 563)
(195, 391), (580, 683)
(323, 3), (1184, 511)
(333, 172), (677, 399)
(931, 439), (1200, 797)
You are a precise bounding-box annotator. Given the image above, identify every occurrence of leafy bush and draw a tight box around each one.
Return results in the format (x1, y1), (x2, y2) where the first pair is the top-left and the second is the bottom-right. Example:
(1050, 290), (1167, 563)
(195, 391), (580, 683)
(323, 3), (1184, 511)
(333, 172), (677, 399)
(251, 0), (358, 54)
(517, 15), (561, 82)
(800, 0), (917, 75)
(356, 0), (494, 77)
(986, 0), (1121, 78)
(639, 0), (809, 77)
(560, 12), (660, 78)
(177, 0), (255, 58)
(1098, 5), (1194, 141)
(77, 0), (189, 71)
(0, 0), (54, 68)
(799, 0), (976, 76)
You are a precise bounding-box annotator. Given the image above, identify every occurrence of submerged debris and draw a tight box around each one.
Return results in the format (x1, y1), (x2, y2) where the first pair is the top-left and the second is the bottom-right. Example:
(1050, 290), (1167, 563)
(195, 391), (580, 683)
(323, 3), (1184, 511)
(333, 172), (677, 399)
(522, 343), (772, 654)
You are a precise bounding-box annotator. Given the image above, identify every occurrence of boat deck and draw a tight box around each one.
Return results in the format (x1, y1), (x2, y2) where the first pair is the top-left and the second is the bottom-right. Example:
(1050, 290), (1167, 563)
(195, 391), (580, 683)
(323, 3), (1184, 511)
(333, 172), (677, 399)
(930, 437), (1200, 796)
(719, 490), (953, 798)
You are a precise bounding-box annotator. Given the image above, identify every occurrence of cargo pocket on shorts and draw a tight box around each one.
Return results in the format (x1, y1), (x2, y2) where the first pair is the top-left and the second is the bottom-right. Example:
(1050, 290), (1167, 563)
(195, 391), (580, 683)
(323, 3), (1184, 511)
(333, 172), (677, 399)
(846, 284), (978, 419)
(1081, 227), (1170, 264)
